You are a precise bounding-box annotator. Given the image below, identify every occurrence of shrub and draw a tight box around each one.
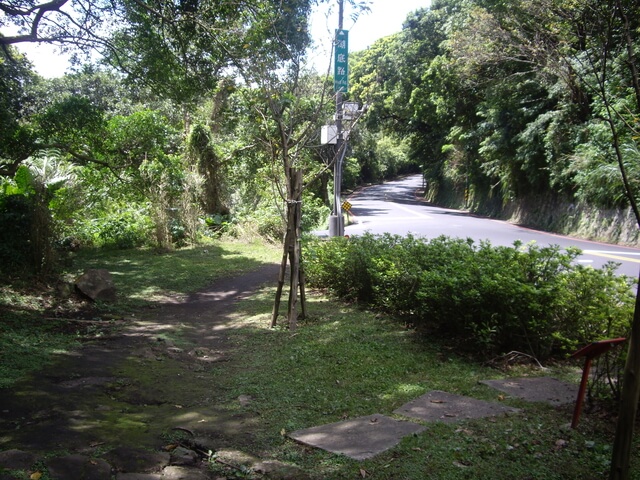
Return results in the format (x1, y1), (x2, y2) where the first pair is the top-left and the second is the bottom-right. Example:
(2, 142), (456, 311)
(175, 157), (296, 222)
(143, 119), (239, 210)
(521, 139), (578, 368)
(300, 194), (330, 232)
(303, 234), (634, 362)
(0, 193), (36, 276)
(75, 206), (153, 249)
(204, 213), (231, 237)
(255, 211), (285, 244)
(0, 166), (59, 276)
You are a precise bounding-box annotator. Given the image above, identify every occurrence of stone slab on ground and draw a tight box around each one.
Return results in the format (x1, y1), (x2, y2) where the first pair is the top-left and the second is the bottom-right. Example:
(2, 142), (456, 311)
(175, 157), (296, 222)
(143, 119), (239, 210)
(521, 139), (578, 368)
(0, 449), (39, 470)
(45, 454), (112, 480)
(161, 466), (210, 480)
(252, 460), (311, 480)
(480, 377), (578, 406)
(393, 390), (520, 423)
(104, 447), (170, 473)
(116, 474), (162, 480)
(212, 448), (310, 479)
(289, 414), (425, 460)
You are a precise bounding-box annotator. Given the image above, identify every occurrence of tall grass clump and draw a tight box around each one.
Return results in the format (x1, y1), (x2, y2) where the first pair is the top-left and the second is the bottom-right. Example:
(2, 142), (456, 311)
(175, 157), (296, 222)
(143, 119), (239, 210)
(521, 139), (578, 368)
(303, 233), (634, 363)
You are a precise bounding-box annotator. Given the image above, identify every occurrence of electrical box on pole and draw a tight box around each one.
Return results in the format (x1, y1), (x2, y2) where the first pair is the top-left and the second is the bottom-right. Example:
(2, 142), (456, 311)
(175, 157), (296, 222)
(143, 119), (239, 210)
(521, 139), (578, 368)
(343, 101), (359, 119)
(321, 125), (338, 144)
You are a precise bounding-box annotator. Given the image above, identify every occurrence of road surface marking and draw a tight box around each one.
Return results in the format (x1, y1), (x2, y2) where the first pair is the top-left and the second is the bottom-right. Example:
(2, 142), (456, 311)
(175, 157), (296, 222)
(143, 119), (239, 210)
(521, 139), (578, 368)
(392, 202), (432, 219)
(351, 217), (431, 224)
(583, 250), (640, 264)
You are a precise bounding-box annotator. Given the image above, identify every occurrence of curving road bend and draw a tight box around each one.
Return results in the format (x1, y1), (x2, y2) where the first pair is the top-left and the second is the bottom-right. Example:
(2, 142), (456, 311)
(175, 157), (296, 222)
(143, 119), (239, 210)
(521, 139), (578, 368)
(335, 175), (640, 279)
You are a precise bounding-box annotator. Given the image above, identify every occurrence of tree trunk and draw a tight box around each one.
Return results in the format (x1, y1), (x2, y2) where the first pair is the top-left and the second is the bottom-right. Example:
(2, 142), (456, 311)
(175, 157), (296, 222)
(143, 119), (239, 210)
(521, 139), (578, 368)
(271, 168), (306, 330)
(609, 270), (640, 480)
(199, 153), (228, 215)
(287, 169), (304, 330)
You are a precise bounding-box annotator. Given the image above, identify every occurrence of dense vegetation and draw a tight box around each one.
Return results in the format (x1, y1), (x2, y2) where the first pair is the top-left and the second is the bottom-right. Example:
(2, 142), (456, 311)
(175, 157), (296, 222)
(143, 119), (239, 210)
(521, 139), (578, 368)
(349, 0), (640, 244)
(0, 59), (338, 277)
(2, 0), (640, 280)
(0, 0), (372, 280)
(2, 1), (640, 475)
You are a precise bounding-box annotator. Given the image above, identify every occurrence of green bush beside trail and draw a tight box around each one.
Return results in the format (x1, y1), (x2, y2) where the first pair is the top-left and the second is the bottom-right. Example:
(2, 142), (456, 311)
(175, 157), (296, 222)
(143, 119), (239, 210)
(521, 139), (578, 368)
(303, 233), (634, 361)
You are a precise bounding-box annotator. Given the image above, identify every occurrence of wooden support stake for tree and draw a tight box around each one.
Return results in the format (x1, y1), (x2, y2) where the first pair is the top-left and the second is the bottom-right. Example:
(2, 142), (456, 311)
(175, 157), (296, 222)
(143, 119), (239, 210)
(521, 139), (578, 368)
(295, 171), (307, 321)
(287, 169), (304, 330)
(270, 228), (290, 328)
(288, 244), (299, 330)
(271, 168), (306, 330)
(299, 260), (307, 321)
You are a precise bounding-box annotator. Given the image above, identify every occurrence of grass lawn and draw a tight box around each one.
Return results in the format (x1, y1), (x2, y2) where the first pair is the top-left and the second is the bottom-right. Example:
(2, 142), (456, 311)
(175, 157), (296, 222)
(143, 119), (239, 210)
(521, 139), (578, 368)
(213, 286), (637, 480)
(0, 239), (280, 387)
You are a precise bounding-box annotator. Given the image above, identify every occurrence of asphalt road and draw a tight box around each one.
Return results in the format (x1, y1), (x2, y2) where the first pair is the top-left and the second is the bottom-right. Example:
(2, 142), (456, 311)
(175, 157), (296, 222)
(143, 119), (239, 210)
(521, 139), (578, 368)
(334, 174), (640, 279)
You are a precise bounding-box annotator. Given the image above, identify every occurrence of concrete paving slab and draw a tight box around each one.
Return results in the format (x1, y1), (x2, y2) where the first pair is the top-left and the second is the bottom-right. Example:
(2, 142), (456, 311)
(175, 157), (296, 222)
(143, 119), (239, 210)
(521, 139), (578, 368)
(289, 414), (425, 460)
(393, 390), (520, 423)
(480, 377), (578, 406)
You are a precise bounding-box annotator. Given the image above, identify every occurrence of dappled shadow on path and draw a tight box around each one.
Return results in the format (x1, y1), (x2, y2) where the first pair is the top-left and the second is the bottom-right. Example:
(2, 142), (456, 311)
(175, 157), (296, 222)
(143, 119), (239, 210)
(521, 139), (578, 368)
(0, 263), (279, 455)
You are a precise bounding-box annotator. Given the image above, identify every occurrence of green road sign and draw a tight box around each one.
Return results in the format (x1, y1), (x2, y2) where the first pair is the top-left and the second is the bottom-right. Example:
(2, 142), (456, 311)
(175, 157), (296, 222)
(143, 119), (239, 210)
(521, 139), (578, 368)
(334, 29), (349, 93)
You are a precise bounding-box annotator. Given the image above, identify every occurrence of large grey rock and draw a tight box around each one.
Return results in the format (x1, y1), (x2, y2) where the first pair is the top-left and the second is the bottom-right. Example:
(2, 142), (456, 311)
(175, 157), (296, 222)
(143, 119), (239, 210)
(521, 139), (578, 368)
(0, 449), (38, 470)
(169, 447), (198, 466)
(75, 269), (117, 302)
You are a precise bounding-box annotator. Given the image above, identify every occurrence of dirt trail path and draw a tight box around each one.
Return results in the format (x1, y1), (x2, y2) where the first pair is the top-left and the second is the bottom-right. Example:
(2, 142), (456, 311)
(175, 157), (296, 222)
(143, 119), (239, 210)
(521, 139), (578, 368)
(0, 263), (280, 457)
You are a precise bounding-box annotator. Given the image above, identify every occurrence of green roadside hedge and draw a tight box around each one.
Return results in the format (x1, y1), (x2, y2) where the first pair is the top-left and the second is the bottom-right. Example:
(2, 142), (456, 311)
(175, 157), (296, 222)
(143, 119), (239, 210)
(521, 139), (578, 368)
(303, 233), (634, 361)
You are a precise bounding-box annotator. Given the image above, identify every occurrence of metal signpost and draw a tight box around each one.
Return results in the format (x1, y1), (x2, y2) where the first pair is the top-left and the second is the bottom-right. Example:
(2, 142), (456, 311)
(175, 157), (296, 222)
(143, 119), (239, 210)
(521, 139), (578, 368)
(328, 1), (348, 237)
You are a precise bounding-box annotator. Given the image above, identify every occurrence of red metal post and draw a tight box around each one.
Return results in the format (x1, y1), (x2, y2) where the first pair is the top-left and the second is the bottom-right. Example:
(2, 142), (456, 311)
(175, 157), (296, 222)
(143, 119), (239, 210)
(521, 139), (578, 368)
(570, 337), (626, 429)
(572, 357), (593, 429)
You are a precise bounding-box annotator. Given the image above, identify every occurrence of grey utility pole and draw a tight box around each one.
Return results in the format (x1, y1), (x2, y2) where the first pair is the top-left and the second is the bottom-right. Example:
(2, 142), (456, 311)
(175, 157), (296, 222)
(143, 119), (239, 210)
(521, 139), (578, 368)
(328, 0), (346, 237)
